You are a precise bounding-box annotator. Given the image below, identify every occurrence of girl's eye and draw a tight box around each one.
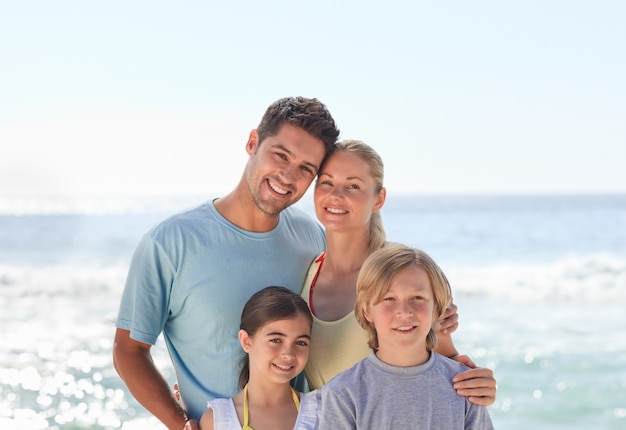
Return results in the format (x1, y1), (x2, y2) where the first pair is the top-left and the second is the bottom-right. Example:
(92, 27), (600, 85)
(269, 338), (281, 344)
(296, 341), (309, 347)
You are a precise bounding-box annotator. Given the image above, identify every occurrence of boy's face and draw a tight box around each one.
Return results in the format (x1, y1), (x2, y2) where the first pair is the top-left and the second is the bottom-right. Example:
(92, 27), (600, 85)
(244, 123), (326, 216)
(364, 265), (435, 365)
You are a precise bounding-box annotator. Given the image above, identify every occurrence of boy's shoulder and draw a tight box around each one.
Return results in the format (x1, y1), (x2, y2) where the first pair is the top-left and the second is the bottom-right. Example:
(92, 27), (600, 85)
(432, 352), (472, 375)
(323, 355), (370, 389)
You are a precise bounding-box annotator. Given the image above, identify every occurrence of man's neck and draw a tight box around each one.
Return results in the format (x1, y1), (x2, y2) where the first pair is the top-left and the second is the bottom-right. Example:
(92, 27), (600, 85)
(213, 192), (280, 232)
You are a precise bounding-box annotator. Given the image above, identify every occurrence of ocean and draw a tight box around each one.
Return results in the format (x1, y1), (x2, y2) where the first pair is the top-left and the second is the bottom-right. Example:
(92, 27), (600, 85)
(1, 193), (625, 429)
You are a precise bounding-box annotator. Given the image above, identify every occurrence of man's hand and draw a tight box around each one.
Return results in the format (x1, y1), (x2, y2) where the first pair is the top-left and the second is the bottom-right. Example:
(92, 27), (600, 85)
(439, 301), (459, 335)
(183, 419), (199, 430)
(452, 355), (497, 406)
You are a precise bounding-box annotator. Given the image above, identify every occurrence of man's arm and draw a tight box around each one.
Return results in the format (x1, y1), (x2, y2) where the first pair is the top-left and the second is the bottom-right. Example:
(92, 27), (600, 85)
(113, 328), (191, 430)
(435, 302), (497, 407)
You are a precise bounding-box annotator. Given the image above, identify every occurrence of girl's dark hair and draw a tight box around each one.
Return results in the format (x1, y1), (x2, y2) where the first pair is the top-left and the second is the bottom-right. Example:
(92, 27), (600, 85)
(238, 286), (313, 388)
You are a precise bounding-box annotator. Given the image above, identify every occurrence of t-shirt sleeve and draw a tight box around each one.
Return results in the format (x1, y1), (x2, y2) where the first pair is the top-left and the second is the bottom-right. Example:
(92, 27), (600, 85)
(319, 384), (357, 429)
(465, 399), (495, 430)
(115, 233), (175, 345)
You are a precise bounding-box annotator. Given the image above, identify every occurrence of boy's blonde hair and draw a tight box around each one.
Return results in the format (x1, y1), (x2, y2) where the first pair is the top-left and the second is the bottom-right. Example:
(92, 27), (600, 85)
(354, 243), (452, 351)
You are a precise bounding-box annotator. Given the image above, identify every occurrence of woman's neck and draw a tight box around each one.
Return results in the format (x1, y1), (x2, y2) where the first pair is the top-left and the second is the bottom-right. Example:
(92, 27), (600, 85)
(323, 229), (371, 274)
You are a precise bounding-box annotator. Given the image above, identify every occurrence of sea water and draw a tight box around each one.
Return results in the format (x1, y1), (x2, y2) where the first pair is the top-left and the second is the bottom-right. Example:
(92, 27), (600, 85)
(1, 194), (625, 429)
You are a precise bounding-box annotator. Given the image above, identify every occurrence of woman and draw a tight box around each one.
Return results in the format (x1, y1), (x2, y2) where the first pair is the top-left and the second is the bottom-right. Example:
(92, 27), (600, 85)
(301, 140), (496, 405)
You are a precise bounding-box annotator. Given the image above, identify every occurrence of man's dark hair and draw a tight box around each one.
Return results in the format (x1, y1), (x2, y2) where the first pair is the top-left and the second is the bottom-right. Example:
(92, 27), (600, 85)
(256, 96), (340, 156)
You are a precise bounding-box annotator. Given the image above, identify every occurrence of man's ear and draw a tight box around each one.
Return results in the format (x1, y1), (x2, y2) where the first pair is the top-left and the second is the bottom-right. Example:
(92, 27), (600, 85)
(239, 329), (252, 353)
(246, 130), (259, 155)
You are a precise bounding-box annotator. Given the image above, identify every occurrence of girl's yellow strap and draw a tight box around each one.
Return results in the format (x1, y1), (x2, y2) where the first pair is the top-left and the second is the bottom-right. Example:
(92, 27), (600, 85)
(242, 384), (301, 430)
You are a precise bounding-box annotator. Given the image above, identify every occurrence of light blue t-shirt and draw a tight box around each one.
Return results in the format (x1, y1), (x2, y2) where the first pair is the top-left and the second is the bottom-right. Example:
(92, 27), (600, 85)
(115, 201), (325, 420)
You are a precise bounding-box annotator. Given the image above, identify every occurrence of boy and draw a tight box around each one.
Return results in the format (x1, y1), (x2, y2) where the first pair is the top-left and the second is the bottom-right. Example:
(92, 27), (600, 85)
(319, 243), (494, 429)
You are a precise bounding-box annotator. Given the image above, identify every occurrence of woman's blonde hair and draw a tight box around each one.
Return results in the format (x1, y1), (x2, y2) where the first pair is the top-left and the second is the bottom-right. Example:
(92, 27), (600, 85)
(354, 243), (452, 351)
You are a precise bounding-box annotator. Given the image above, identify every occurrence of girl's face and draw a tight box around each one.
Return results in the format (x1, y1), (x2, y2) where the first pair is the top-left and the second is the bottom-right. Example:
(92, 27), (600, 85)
(240, 314), (311, 384)
(363, 265), (435, 365)
(314, 151), (385, 232)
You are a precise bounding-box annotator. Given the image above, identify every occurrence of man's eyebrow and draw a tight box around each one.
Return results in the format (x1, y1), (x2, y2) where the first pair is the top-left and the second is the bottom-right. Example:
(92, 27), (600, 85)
(273, 143), (319, 173)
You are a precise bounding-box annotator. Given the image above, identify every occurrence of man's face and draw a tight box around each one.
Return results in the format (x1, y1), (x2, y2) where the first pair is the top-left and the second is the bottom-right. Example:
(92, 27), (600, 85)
(245, 123), (326, 216)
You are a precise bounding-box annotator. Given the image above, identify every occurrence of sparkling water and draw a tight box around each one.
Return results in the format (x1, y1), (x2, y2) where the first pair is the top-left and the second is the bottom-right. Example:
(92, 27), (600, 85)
(1, 194), (625, 429)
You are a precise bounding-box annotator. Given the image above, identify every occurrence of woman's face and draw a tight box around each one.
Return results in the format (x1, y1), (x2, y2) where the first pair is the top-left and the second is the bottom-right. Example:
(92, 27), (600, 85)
(314, 151), (384, 232)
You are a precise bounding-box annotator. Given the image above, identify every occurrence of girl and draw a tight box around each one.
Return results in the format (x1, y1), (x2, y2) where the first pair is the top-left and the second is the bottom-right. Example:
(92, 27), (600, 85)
(199, 286), (318, 430)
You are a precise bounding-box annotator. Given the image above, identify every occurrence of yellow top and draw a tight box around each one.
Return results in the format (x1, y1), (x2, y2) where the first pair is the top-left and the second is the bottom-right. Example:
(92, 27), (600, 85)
(301, 253), (370, 390)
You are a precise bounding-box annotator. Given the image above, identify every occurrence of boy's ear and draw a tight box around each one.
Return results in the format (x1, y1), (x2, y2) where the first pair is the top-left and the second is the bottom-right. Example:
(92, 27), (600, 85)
(362, 304), (374, 323)
(239, 329), (252, 353)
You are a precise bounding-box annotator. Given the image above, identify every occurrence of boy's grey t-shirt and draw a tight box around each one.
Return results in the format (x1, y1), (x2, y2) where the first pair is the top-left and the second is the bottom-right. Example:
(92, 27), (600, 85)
(320, 351), (494, 429)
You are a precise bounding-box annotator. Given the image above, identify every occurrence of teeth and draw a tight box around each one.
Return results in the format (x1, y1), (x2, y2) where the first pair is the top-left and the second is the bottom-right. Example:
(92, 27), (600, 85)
(274, 363), (293, 370)
(396, 326), (415, 331)
(269, 180), (288, 195)
(326, 207), (347, 214)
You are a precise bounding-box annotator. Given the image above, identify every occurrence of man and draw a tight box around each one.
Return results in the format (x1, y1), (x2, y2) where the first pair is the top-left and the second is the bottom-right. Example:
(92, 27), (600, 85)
(113, 97), (340, 429)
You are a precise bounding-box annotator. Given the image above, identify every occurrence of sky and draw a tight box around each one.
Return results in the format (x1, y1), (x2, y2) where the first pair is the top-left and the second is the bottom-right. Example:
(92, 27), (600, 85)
(1, 0), (625, 199)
